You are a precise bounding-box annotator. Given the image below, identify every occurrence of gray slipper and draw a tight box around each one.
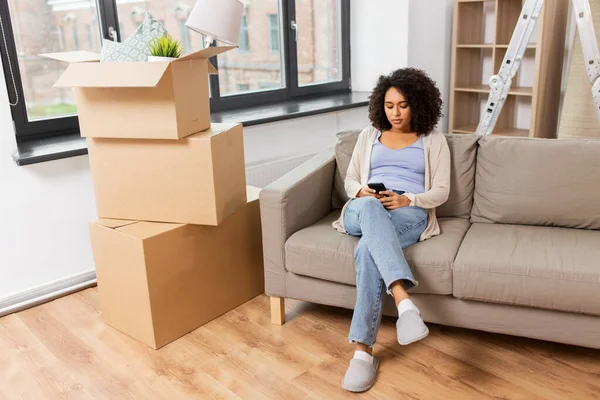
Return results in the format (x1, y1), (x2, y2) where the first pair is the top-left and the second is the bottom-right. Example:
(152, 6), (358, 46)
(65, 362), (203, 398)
(397, 309), (429, 345)
(341, 356), (379, 393)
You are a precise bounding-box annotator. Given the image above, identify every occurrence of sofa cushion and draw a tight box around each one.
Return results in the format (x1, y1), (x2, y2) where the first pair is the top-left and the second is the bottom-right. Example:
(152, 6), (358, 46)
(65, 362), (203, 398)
(332, 130), (361, 209)
(285, 212), (471, 295)
(436, 134), (478, 219)
(454, 223), (600, 316)
(471, 136), (600, 229)
(331, 131), (478, 219)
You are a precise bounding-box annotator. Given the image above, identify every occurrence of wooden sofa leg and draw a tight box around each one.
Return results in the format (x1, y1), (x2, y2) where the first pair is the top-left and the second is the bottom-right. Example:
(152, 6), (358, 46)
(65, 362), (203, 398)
(270, 296), (285, 325)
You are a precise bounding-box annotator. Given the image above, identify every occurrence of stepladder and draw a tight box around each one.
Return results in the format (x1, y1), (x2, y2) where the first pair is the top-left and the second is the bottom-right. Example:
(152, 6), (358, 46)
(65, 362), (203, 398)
(476, 0), (600, 135)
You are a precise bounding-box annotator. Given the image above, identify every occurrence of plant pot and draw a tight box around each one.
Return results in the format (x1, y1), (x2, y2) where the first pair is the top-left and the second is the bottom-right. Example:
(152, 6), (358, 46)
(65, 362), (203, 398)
(148, 56), (177, 62)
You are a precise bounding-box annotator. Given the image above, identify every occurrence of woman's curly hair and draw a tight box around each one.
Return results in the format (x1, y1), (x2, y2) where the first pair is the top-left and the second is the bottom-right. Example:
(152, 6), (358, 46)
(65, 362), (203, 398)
(368, 68), (443, 136)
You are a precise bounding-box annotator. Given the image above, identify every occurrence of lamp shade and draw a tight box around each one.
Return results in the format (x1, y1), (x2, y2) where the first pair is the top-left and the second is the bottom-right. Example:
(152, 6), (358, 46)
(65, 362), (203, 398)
(185, 0), (244, 46)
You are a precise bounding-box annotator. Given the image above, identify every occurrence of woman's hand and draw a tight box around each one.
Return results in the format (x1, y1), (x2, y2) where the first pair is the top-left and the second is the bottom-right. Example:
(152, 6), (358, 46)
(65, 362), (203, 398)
(379, 191), (411, 210)
(357, 187), (382, 198)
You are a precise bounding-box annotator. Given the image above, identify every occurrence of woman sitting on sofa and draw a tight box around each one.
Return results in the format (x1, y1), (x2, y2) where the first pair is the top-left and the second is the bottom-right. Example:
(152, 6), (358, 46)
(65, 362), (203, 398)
(333, 68), (450, 393)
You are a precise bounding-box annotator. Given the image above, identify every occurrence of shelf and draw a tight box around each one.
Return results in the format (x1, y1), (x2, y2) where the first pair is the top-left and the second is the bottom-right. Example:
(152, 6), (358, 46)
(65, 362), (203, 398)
(496, 0), (540, 45)
(453, 125), (478, 134)
(491, 95), (532, 136)
(452, 91), (488, 133)
(495, 44), (537, 49)
(457, 1), (496, 45)
(456, 44), (537, 49)
(455, 48), (493, 87)
(454, 85), (532, 96)
(508, 86), (533, 96)
(450, 0), (569, 139)
(452, 126), (530, 137)
(455, 85), (490, 93)
(457, 44), (494, 48)
(494, 47), (536, 91)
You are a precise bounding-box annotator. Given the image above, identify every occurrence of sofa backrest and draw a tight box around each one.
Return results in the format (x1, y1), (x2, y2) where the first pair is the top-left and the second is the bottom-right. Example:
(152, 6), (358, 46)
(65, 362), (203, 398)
(471, 136), (600, 229)
(332, 130), (361, 209)
(436, 134), (479, 218)
(331, 130), (478, 219)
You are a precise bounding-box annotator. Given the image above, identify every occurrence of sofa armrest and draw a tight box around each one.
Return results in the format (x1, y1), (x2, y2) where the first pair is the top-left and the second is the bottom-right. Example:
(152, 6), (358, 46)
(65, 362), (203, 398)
(259, 149), (336, 298)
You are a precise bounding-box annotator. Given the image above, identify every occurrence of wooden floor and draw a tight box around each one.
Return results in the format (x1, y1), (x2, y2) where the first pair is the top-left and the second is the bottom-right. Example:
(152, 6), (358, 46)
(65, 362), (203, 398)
(1, 288), (599, 400)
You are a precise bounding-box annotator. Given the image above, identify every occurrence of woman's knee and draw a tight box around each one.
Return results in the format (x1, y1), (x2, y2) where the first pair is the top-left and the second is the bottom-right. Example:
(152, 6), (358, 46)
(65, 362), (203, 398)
(358, 196), (380, 205)
(352, 196), (384, 212)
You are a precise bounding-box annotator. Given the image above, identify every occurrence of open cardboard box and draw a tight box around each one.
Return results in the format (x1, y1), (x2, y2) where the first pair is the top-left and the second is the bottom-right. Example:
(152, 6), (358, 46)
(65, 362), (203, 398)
(87, 122), (247, 226)
(41, 46), (235, 140)
(89, 186), (264, 349)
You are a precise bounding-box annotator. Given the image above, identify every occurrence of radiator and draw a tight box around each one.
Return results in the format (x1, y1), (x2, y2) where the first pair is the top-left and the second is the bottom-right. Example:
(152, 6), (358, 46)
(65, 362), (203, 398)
(245, 153), (315, 188)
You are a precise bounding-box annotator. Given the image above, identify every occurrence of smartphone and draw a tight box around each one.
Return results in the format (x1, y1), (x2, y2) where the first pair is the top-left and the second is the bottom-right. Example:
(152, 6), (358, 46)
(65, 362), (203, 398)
(368, 182), (387, 194)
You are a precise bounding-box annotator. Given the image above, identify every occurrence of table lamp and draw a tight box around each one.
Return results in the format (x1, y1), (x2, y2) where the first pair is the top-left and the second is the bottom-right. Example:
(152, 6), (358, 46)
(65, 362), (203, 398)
(185, 0), (244, 48)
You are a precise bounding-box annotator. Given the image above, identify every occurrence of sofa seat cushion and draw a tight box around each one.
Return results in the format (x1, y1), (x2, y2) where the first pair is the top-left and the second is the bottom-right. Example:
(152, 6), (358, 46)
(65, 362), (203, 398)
(454, 223), (600, 316)
(285, 212), (471, 295)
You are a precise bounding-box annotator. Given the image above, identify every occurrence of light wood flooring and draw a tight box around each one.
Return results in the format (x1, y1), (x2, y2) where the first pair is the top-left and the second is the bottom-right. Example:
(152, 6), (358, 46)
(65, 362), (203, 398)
(1, 287), (599, 399)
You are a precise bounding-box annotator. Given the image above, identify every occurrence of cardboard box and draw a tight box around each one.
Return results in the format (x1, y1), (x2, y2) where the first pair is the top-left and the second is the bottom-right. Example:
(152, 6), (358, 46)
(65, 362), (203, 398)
(88, 186), (265, 349)
(41, 47), (234, 140)
(87, 122), (246, 226)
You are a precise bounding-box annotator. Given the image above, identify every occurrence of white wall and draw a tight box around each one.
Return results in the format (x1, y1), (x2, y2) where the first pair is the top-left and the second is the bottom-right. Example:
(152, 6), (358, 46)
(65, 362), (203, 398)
(0, 0), (415, 310)
(351, 0), (410, 92)
(351, 0), (453, 132)
(0, 99), (99, 304)
(407, 0), (454, 133)
(243, 109), (368, 166)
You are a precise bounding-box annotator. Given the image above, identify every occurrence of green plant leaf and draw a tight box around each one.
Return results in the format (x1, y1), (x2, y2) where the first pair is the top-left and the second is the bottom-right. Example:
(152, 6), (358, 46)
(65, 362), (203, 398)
(148, 35), (183, 58)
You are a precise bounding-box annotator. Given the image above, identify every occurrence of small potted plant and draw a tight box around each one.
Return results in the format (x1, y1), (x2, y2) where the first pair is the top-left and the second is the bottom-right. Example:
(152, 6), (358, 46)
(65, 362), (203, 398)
(148, 35), (184, 62)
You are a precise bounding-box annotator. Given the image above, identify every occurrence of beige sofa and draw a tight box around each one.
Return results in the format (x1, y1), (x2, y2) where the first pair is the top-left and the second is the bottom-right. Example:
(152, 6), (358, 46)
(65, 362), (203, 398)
(259, 131), (600, 349)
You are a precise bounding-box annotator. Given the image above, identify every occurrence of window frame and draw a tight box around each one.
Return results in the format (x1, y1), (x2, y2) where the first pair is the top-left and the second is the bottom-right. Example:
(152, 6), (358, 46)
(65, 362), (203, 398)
(286, 0), (351, 97)
(1, 0), (351, 142)
(0, 0), (119, 141)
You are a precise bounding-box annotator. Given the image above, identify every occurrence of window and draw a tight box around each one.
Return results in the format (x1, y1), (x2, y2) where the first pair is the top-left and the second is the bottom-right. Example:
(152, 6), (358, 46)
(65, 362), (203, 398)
(59, 26), (66, 51)
(72, 20), (79, 51)
(217, 2), (284, 97)
(1, 0), (350, 141)
(268, 14), (280, 54)
(0, 0), (102, 137)
(239, 15), (249, 52)
(178, 20), (191, 52)
(86, 24), (93, 49)
(295, 0), (342, 87)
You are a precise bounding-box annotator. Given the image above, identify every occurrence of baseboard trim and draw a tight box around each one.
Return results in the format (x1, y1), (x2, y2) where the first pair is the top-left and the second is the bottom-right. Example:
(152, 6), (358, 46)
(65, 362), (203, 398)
(0, 270), (97, 318)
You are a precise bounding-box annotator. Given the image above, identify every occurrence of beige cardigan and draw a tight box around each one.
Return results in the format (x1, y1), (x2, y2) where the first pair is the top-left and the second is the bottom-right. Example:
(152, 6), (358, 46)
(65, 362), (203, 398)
(332, 126), (451, 241)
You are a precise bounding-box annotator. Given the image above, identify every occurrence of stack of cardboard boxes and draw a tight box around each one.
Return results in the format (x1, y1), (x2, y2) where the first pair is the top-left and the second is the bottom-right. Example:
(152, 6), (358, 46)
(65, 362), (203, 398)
(44, 46), (265, 349)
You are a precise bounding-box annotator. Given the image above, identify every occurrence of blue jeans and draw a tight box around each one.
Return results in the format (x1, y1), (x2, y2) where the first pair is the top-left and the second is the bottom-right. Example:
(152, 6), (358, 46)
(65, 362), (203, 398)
(343, 195), (428, 347)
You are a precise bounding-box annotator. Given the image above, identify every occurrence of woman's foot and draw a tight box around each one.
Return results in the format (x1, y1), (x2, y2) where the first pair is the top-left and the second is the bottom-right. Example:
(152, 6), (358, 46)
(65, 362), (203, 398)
(342, 350), (379, 393)
(396, 298), (429, 345)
